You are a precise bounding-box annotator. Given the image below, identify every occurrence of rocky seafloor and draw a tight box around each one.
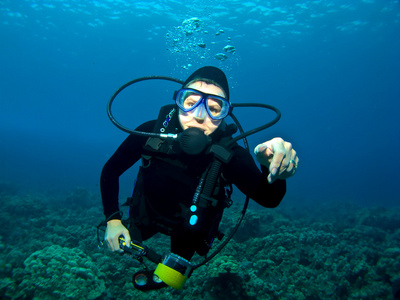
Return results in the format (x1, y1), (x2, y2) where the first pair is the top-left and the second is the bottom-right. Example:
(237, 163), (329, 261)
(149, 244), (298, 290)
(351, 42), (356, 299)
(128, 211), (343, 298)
(0, 186), (399, 299)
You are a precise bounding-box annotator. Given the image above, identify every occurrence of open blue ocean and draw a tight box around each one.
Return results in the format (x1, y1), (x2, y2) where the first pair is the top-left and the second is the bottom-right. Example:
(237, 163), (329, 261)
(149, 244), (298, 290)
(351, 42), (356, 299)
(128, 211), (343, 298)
(1, 1), (399, 299)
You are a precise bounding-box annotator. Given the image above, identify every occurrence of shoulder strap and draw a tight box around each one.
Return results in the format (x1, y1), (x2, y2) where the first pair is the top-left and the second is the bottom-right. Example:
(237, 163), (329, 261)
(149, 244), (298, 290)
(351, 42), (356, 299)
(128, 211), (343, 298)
(153, 104), (180, 135)
(141, 104), (183, 164)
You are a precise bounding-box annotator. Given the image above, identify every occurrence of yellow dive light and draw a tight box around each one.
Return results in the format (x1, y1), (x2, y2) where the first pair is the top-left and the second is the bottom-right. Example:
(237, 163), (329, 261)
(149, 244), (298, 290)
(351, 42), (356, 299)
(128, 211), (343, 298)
(154, 253), (193, 289)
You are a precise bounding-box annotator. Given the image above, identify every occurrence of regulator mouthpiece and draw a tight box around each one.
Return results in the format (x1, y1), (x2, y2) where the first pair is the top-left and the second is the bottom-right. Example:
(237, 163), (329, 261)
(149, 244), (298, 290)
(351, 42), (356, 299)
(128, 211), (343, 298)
(178, 127), (211, 155)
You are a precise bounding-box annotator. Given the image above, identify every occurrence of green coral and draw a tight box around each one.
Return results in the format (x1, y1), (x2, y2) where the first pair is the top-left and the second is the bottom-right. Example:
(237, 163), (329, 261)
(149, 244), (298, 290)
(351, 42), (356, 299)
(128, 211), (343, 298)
(18, 245), (105, 299)
(1, 190), (399, 299)
(208, 255), (240, 277)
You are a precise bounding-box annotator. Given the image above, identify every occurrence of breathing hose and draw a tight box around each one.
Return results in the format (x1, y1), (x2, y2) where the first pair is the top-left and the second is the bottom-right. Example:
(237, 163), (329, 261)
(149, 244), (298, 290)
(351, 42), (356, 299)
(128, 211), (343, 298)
(107, 76), (281, 142)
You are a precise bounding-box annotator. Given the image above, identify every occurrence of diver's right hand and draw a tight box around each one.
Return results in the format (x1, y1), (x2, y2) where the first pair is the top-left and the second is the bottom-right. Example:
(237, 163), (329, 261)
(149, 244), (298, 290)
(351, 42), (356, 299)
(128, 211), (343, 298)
(105, 219), (131, 252)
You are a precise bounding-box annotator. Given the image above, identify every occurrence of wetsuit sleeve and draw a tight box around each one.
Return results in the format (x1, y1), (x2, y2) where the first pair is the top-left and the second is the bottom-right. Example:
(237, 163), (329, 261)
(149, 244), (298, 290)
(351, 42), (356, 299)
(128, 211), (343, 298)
(224, 146), (286, 208)
(100, 120), (155, 219)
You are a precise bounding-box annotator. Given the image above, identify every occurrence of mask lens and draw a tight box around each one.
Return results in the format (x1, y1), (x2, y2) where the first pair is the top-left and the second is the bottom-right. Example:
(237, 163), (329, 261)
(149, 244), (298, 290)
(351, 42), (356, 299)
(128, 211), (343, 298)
(176, 90), (202, 112)
(207, 97), (225, 118)
(175, 89), (230, 120)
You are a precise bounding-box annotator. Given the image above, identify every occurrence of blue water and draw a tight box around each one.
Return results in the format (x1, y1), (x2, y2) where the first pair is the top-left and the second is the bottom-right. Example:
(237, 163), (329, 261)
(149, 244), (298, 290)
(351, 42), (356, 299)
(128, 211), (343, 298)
(1, 0), (399, 207)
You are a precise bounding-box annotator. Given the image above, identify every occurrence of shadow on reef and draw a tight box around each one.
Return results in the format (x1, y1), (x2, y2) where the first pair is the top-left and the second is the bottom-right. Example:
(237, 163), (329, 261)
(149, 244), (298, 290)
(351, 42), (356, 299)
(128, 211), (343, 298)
(204, 270), (256, 300)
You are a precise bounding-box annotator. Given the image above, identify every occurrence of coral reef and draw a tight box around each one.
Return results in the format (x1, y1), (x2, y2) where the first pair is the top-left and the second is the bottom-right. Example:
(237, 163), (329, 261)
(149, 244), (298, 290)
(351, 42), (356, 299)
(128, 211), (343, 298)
(17, 245), (105, 299)
(0, 189), (399, 299)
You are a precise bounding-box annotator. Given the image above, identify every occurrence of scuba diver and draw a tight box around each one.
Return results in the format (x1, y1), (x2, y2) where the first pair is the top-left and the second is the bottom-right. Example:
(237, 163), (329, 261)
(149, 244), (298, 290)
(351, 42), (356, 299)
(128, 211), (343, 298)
(100, 66), (299, 290)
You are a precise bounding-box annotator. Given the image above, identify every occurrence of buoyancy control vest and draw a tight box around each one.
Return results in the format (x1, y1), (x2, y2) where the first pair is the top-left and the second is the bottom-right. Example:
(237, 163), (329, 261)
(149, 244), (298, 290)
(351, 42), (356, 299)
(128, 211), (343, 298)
(125, 105), (235, 247)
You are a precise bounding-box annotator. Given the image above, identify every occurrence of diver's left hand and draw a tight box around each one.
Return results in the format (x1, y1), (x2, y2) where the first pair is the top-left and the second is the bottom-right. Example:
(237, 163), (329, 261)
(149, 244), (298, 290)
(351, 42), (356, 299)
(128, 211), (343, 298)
(254, 137), (299, 183)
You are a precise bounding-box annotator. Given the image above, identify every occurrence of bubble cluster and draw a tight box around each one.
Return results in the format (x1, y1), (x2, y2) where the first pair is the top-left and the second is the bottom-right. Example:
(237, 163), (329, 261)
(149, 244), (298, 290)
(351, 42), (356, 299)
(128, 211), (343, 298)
(165, 17), (238, 70)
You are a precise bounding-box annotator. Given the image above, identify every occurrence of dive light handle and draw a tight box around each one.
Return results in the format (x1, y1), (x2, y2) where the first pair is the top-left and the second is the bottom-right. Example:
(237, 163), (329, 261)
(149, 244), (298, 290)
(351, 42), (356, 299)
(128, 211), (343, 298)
(119, 236), (148, 257)
(118, 236), (162, 263)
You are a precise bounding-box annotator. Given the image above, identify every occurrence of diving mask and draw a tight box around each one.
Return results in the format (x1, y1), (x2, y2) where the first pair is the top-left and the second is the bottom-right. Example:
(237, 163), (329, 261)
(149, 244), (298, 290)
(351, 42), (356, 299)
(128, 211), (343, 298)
(174, 88), (231, 120)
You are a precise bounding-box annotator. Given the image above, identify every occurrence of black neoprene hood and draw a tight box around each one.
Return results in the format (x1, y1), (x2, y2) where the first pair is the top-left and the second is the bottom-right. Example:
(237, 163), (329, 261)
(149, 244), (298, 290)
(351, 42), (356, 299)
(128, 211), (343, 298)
(183, 66), (230, 100)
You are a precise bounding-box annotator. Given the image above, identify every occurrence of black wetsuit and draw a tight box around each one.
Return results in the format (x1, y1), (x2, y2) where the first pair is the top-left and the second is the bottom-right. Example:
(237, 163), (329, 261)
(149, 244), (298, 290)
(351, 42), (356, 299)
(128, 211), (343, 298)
(101, 119), (286, 259)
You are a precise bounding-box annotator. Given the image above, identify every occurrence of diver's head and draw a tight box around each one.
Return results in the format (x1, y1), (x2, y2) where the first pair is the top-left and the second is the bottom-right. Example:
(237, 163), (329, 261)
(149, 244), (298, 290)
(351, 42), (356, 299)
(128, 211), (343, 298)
(175, 66), (231, 135)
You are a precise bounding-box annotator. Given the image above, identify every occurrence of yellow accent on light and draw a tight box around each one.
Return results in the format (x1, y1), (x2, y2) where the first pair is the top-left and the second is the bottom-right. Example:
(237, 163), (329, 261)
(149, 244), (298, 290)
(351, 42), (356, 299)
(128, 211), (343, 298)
(154, 263), (187, 289)
(119, 237), (144, 250)
(131, 242), (144, 250)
